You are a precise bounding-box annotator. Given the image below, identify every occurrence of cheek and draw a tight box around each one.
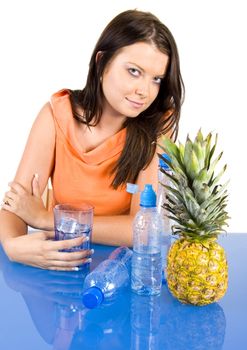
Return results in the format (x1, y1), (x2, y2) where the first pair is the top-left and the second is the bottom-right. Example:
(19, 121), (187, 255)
(103, 71), (122, 95)
(149, 85), (160, 103)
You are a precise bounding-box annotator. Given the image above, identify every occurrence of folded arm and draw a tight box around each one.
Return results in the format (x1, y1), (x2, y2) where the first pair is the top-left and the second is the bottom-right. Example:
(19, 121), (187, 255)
(0, 100), (161, 266)
(2, 142), (159, 248)
(0, 103), (92, 270)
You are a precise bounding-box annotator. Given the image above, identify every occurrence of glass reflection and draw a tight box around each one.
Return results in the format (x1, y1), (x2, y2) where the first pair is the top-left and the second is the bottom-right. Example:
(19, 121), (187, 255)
(0, 246), (130, 350)
(0, 246), (226, 350)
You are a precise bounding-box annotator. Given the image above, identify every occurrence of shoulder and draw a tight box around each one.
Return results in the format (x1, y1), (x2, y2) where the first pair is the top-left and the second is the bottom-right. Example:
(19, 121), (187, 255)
(31, 101), (54, 127)
(49, 89), (73, 123)
(47, 89), (78, 139)
(27, 101), (55, 142)
(50, 89), (71, 107)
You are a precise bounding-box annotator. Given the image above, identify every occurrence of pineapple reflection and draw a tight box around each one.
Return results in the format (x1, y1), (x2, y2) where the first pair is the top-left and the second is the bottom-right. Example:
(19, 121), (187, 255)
(130, 293), (161, 350)
(160, 290), (226, 350)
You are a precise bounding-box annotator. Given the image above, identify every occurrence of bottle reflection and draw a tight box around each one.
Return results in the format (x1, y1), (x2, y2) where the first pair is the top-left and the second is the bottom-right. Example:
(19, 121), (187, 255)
(0, 246), (226, 349)
(0, 246), (131, 350)
(71, 290), (131, 350)
(130, 293), (161, 350)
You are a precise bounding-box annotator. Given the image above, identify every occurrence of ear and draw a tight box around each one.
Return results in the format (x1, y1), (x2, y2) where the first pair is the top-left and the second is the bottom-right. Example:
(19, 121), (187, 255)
(95, 51), (104, 63)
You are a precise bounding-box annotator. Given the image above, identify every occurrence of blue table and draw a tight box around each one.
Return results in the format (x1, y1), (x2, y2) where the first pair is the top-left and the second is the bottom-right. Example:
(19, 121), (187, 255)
(0, 233), (247, 350)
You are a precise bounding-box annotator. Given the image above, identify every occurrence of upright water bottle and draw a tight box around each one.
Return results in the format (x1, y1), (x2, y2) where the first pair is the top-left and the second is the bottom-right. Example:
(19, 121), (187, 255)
(82, 246), (132, 309)
(157, 153), (172, 280)
(131, 184), (162, 296)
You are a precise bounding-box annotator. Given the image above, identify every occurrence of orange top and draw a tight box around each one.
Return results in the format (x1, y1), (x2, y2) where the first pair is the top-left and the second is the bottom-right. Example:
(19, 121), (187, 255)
(50, 89), (131, 215)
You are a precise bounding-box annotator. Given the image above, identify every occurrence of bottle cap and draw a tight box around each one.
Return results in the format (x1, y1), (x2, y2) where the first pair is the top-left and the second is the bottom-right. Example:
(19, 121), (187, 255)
(82, 287), (104, 309)
(126, 183), (139, 194)
(140, 184), (156, 207)
(159, 153), (171, 170)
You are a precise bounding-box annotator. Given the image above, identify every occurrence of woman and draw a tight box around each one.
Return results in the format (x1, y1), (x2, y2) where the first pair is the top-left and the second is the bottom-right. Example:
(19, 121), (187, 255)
(0, 9), (184, 270)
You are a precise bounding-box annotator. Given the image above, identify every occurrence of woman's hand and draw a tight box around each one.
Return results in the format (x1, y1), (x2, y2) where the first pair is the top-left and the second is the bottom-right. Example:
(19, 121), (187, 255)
(2, 175), (52, 230)
(2, 231), (93, 271)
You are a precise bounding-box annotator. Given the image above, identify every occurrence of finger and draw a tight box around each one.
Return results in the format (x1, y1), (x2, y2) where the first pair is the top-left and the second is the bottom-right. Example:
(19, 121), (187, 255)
(44, 250), (93, 267)
(56, 248), (94, 261)
(1, 202), (14, 212)
(48, 257), (92, 268)
(48, 266), (86, 272)
(32, 174), (41, 197)
(44, 248), (92, 262)
(8, 181), (27, 195)
(41, 232), (92, 250)
(45, 257), (92, 271)
(41, 231), (55, 240)
(4, 191), (15, 201)
(27, 231), (53, 240)
(41, 232), (93, 257)
(2, 195), (15, 207)
(28, 256), (91, 271)
(51, 235), (89, 251)
(5, 191), (20, 204)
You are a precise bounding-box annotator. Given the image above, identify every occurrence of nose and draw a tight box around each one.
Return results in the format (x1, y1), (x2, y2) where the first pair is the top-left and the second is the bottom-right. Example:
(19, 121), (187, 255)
(135, 78), (150, 99)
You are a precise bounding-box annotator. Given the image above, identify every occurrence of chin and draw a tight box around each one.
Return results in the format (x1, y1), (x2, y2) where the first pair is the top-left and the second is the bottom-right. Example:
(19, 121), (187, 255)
(126, 113), (141, 119)
(125, 108), (145, 118)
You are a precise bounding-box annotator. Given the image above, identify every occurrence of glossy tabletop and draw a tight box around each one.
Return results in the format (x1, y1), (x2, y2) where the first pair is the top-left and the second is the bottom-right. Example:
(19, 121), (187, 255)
(0, 233), (247, 350)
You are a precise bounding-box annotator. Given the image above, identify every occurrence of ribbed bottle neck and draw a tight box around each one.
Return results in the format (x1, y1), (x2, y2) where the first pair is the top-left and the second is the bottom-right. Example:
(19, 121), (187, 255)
(139, 205), (157, 210)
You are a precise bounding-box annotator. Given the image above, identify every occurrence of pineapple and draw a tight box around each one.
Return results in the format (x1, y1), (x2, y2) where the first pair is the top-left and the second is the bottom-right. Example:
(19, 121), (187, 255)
(159, 129), (229, 306)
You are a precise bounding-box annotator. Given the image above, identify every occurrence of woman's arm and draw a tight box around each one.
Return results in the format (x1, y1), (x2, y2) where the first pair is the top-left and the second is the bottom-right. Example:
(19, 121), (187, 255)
(2, 141), (160, 248)
(92, 148), (159, 247)
(2, 98), (162, 249)
(2, 175), (53, 230)
(0, 102), (54, 239)
(0, 103), (92, 270)
(92, 130), (172, 247)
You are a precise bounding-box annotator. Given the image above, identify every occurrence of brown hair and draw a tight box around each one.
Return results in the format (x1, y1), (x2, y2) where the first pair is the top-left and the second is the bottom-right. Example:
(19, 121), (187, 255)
(69, 9), (184, 188)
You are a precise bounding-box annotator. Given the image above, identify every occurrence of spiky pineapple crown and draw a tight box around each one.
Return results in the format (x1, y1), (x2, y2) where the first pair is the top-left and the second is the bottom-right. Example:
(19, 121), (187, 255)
(159, 129), (230, 240)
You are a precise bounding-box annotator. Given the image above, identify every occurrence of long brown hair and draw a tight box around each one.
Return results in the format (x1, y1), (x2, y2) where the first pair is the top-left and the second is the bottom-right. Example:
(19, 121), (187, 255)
(69, 9), (184, 188)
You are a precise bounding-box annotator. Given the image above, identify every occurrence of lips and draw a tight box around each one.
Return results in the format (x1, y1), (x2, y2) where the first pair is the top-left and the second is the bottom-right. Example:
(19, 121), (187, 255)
(126, 97), (144, 109)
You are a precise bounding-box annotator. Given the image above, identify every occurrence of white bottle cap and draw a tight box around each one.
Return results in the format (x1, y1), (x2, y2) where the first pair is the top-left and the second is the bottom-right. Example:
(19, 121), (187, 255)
(126, 183), (139, 194)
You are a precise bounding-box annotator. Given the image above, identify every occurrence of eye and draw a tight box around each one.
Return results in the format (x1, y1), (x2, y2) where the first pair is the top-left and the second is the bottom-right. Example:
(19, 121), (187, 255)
(128, 68), (141, 77)
(153, 76), (163, 84)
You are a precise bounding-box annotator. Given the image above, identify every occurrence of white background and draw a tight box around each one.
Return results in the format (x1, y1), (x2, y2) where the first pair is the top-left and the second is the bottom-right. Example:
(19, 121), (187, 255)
(0, 0), (246, 233)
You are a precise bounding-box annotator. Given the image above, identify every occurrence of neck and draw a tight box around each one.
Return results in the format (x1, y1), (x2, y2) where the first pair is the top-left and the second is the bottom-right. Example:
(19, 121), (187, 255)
(97, 112), (126, 136)
(98, 100), (127, 134)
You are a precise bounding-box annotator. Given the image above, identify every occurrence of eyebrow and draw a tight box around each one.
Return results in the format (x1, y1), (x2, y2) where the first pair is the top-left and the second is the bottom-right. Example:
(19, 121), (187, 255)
(126, 61), (165, 78)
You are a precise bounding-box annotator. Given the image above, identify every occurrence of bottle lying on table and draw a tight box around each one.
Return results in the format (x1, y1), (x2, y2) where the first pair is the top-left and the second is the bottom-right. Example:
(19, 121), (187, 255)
(82, 246), (133, 309)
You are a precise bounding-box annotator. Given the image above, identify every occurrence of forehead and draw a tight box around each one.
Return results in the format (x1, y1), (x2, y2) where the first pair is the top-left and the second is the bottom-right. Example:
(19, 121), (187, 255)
(111, 42), (169, 74)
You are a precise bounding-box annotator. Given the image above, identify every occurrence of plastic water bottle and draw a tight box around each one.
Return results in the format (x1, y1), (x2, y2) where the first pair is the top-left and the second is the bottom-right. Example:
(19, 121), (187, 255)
(131, 184), (162, 296)
(82, 246), (133, 309)
(157, 153), (173, 281)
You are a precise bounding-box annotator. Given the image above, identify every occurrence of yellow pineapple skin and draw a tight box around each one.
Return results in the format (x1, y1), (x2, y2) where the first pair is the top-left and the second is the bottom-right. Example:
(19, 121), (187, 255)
(166, 238), (228, 306)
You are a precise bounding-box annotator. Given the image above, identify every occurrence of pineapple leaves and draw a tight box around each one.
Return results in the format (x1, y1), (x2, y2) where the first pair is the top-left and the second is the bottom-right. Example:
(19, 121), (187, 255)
(158, 129), (229, 239)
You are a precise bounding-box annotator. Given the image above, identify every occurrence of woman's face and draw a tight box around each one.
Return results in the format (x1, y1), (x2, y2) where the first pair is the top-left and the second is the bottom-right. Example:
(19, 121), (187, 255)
(101, 42), (169, 119)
